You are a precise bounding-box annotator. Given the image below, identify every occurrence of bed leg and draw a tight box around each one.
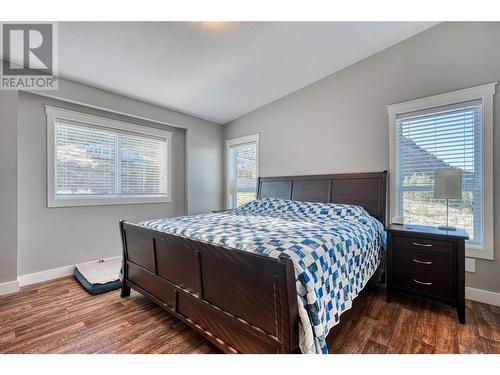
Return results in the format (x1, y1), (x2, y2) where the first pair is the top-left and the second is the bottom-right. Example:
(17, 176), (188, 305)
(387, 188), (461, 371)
(121, 284), (131, 298)
(380, 270), (386, 284)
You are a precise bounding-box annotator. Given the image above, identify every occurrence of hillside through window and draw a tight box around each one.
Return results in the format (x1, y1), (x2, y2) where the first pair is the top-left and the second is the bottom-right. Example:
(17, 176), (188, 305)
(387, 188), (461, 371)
(396, 100), (482, 245)
(46, 107), (172, 207)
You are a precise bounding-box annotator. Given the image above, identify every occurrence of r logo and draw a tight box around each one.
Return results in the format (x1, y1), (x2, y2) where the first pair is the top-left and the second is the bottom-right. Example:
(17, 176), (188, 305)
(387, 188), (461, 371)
(2, 23), (54, 76)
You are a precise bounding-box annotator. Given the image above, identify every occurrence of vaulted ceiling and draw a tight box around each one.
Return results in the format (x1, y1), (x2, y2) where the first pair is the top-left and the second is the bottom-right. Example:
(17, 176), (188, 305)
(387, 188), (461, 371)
(56, 22), (436, 124)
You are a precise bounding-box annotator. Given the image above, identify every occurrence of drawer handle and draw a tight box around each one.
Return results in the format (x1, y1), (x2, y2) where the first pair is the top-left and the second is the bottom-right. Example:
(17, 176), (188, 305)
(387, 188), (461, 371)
(413, 278), (432, 286)
(412, 258), (432, 265)
(412, 242), (432, 247)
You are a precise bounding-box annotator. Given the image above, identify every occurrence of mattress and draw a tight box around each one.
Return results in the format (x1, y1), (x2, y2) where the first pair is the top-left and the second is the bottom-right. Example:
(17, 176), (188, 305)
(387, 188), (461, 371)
(139, 198), (386, 354)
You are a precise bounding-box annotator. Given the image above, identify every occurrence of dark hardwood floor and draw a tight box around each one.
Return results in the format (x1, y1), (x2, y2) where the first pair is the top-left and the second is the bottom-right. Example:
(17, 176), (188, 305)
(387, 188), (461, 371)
(0, 277), (498, 354)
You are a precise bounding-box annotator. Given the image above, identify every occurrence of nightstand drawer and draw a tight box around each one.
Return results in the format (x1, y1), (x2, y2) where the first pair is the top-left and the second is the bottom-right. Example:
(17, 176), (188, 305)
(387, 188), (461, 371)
(394, 235), (453, 256)
(386, 224), (468, 324)
(394, 269), (454, 299)
(395, 249), (453, 276)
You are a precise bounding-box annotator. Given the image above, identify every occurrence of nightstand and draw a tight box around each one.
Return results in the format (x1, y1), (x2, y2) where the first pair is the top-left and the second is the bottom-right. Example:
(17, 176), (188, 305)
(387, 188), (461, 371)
(386, 224), (469, 324)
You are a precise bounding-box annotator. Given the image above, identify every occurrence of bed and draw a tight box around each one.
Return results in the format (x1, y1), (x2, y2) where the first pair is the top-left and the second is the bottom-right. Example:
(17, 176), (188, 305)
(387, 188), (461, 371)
(119, 171), (387, 354)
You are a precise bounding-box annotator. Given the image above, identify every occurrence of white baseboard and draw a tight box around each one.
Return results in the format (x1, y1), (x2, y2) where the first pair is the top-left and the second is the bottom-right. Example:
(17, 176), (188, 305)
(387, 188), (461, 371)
(18, 264), (75, 287)
(3, 257), (500, 308)
(0, 279), (20, 296)
(466, 287), (500, 306)
(17, 256), (122, 288)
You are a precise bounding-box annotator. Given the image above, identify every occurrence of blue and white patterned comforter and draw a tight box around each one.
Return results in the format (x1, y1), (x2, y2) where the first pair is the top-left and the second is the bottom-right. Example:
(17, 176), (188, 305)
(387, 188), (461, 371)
(139, 198), (386, 354)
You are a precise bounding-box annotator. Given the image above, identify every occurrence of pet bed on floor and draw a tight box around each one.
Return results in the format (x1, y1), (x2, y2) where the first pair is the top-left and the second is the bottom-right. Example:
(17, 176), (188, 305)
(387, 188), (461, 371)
(74, 258), (122, 295)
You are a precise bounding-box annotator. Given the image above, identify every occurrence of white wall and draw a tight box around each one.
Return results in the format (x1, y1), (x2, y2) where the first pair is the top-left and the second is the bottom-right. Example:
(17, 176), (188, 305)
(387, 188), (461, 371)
(0, 92), (18, 283)
(38, 78), (224, 215)
(224, 22), (500, 293)
(18, 92), (184, 275)
(0, 76), (223, 282)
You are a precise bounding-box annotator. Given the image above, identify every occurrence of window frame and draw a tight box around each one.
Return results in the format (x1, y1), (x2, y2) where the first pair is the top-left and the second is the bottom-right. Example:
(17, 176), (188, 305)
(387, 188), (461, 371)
(224, 133), (260, 209)
(46, 106), (173, 208)
(388, 83), (496, 260)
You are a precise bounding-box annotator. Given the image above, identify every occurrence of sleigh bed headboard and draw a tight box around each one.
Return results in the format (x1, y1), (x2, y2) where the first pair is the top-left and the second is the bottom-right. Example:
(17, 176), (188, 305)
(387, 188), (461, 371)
(257, 171), (387, 226)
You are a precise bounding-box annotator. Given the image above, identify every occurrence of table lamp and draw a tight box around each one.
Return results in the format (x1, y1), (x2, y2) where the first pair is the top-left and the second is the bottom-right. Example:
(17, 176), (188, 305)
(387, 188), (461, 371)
(434, 169), (462, 231)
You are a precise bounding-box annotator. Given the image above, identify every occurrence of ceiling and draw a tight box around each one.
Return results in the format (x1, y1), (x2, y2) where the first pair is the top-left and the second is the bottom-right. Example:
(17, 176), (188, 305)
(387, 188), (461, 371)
(55, 22), (436, 124)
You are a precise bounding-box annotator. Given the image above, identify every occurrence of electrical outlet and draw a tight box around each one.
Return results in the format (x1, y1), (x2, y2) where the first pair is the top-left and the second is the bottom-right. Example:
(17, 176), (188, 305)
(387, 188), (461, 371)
(465, 257), (475, 273)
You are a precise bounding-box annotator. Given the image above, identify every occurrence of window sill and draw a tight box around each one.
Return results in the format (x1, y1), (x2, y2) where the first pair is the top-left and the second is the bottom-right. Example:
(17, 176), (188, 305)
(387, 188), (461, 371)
(466, 244), (494, 260)
(48, 195), (171, 208)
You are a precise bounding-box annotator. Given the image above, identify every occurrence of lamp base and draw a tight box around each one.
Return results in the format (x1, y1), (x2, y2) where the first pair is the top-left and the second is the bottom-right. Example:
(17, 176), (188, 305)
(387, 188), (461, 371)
(438, 225), (457, 231)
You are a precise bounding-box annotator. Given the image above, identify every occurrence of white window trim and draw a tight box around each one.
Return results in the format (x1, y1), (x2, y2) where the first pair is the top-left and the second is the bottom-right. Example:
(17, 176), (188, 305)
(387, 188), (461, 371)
(46, 105), (173, 208)
(225, 133), (260, 209)
(388, 83), (496, 260)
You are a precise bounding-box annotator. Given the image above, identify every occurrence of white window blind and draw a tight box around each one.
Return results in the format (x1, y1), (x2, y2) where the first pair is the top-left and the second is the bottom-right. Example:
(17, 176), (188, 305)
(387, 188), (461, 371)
(226, 135), (259, 209)
(47, 106), (172, 207)
(396, 99), (482, 245)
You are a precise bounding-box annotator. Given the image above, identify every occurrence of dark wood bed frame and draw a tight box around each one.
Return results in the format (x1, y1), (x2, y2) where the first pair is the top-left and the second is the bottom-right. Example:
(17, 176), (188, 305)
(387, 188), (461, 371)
(119, 171), (387, 353)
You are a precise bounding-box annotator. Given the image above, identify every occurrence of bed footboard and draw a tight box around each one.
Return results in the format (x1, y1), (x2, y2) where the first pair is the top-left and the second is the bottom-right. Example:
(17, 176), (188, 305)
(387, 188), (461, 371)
(119, 221), (299, 354)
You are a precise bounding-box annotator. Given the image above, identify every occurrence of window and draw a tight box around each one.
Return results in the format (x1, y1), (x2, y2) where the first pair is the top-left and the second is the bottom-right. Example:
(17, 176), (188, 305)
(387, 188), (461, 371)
(388, 83), (495, 260)
(46, 106), (172, 207)
(225, 134), (260, 209)
(396, 101), (482, 242)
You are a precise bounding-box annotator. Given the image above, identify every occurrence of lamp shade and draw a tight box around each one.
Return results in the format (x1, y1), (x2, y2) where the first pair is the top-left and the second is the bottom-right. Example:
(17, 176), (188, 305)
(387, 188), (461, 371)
(434, 169), (462, 199)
